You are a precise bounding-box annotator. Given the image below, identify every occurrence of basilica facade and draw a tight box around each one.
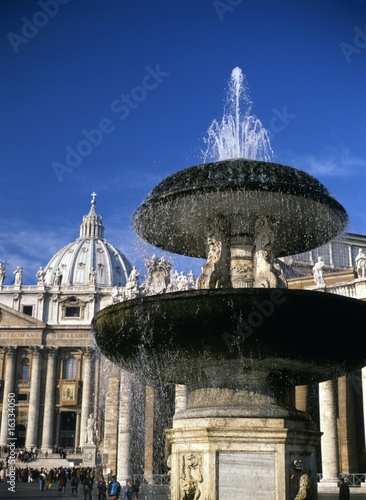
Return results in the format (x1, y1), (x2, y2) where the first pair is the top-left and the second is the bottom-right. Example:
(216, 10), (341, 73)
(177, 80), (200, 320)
(1, 197), (366, 487)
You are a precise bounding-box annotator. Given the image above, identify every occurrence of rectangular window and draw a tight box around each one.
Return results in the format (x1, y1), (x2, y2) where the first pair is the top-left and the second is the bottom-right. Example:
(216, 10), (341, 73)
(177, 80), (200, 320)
(65, 307), (81, 318)
(18, 393), (28, 401)
(22, 305), (33, 316)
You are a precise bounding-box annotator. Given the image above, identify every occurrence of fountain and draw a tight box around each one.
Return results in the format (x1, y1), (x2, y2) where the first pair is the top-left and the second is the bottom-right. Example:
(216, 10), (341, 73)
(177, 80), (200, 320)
(93, 70), (366, 499)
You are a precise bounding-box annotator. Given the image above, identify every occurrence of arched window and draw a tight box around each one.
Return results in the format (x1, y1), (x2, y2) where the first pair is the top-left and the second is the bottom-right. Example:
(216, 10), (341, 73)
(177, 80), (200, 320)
(64, 357), (77, 380)
(20, 358), (30, 381)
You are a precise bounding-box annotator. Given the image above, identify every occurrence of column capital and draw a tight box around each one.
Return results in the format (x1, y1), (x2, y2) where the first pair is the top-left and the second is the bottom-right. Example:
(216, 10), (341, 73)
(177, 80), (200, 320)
(81, 347), (95, 358)
(46, 347), (59, 358)
(4, 346), (17, 357)
(29, 345), (43, 356)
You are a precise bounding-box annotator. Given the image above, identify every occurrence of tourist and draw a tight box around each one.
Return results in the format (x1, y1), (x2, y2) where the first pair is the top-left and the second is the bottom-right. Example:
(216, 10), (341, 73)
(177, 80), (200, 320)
(97, 475), (107, 500)
(58, 471), (67, 494)
(39, 469), (46, 491)
(339, 477), (350, 499)
(122, 478), (133, 500)
(108, 475), (121, 500)
(132, 478), (140, 499)
(83, 473), (94, 500)
(70, 471), (79, 496)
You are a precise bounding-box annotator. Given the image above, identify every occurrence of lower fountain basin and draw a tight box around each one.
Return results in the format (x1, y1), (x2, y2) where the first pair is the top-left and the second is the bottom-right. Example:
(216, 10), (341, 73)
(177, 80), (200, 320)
(93, 288), (365, 387)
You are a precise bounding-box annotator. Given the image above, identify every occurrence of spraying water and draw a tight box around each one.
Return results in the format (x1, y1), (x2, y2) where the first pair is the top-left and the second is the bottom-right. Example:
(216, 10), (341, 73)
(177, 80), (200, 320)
(203, 67), (274, 162)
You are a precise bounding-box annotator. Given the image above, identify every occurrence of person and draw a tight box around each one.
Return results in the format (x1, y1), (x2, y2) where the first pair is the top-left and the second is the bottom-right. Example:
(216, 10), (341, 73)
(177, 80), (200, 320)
(70, 471), (79, 496)
(122, 478), (133, 500)
(83, 473), (94, 500)
(339, 477), (350, 499)
(39, 470), (46, 491)
(58, 472), (67, 494)
(108, 475), (121, 500)
(132, 478), (140, 499)
(97, 475), (107, 500)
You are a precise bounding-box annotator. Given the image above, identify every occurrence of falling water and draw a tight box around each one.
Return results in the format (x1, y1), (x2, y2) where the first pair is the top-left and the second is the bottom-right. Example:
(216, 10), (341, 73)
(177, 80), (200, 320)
(203, 67), (274, 163)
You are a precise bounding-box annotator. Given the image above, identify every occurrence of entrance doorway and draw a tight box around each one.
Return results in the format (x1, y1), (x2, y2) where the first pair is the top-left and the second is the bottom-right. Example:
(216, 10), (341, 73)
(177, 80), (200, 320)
(59, 411), (76, 448)
(15, 425), (26, 448)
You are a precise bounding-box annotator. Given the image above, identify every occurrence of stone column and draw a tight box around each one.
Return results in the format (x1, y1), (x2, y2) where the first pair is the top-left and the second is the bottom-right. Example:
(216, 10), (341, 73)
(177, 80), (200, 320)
(75, 413), (81, 451)
(0, 347), (17, 446)
(25, 347), (42, 449)
(79, 348), (94, 447)
(41, 348), (58, 453)
(338, 374), (358, 473)
(174, 385), (188, 414)
(295, 385), (308, 412)
(144, 386), (155, 483)
(117, 370), (132, 482)
(103, 365), (120, 475)
(318, 379), (339, 489)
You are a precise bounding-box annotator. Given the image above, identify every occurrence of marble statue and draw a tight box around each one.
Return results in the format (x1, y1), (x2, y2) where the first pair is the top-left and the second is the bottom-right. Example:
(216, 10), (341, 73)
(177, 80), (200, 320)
(143, 255), (172, 295)
(253, 217), (286, 288)
(356, 248), (366, 279)
(54, 267), (62, 286)
(180, 453), (203, 500)
(85, 413), (96, 445)
(14, 266), (23, 286)
(312, 256), (325, 286)
(36, 267), (46, 285)
(0, 261), (8, 286)
(126, 266), (140, 298)
(89, 268), (97, 285)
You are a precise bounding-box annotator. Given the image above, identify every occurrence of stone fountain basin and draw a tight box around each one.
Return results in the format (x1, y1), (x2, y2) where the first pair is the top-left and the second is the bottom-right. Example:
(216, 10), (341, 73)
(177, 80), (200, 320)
(133, 160), (348, 258)
(93, 288), (365, 387)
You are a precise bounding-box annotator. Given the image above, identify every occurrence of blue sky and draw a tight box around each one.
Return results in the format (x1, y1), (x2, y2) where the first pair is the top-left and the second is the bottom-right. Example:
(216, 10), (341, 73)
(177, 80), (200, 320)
(1, 0), (366, 284)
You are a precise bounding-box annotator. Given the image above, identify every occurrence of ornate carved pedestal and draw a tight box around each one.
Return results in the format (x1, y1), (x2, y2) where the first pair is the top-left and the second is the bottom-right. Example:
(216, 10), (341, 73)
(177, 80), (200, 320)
(83, 444), (97, 467)
(166, 388), (321, 500)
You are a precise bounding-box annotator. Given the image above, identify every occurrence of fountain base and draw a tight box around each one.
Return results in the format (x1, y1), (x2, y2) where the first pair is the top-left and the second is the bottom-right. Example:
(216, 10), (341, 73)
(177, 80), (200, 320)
(167, 412), (320, 500)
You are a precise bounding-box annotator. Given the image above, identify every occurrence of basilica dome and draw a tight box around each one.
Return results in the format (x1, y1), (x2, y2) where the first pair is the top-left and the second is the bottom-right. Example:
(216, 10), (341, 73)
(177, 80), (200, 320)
(43, 196), (132, 287)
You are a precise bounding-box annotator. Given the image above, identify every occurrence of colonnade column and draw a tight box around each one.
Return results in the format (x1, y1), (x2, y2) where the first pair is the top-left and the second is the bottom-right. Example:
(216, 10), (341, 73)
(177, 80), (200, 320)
(0, 347), (17, 446)
(117, 370), (132, 482)
(174, 384), (188, 414)
(318, 379), (339, 489)
(79, 348), (94, 448)
(144, 386), (155, 483)
(103, 365), (121, 475)
(25, 346), (42, 449)
(41, 348), (58, 453)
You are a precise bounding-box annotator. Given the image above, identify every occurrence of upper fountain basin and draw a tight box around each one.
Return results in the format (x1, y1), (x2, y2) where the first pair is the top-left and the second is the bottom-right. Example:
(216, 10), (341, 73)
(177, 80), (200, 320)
(133, 160), (348, 258)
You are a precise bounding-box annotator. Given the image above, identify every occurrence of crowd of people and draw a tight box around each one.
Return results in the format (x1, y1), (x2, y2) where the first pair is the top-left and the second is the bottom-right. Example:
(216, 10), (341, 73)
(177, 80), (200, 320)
(0, 462), (141, 499)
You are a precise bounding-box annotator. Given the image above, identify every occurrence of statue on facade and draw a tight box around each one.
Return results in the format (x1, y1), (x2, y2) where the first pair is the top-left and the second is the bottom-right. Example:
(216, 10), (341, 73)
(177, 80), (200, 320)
(14, 266), (23, 286)
(36, 267), (46, 285)
(0, 261), (8, 286)
(356, 248), (366, 279)
(126, 266), (140, 298)
(89, 267), (97, 285)
(312, 256), (325, 286)
(142, 255), (172, 295)
(85, 413), (96, 445)
(54, 267), (62, 285)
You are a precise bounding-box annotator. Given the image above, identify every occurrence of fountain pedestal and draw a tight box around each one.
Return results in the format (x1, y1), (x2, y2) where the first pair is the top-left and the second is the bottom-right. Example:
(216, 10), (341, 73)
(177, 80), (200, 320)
(167, 415), (320, 500)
